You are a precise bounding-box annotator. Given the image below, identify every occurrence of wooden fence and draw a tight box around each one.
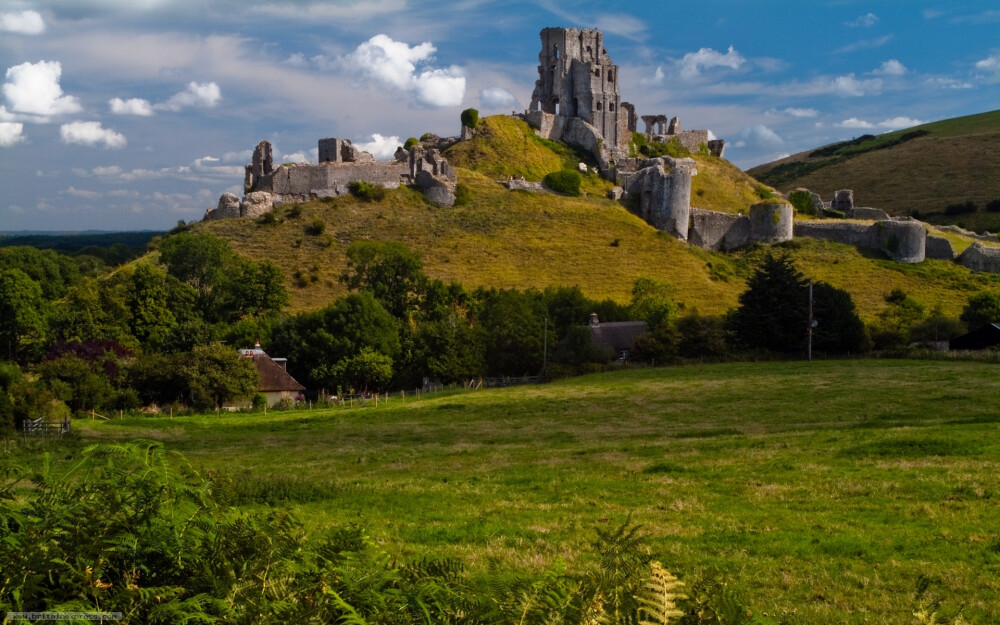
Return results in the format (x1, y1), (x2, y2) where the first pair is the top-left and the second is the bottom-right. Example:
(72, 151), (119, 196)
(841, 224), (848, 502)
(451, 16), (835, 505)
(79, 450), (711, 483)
(23, 417), (71, 436)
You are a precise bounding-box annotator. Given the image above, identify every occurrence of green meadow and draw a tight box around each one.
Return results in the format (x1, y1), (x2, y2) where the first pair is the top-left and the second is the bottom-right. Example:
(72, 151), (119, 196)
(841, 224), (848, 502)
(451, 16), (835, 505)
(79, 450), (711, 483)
(46, 358), (1000, 624)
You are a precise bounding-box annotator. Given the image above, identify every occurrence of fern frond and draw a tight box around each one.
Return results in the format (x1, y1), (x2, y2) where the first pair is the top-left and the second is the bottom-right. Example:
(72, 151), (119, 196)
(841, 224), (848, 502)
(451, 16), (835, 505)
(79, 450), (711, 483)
(637, 562), (685, 625)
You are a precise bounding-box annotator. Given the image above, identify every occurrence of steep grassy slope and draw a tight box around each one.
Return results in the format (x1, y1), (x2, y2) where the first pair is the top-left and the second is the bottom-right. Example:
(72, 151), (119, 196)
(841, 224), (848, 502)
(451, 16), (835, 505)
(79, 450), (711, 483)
(747, 110), (1000, 229)
(193, 114), (1000, 319)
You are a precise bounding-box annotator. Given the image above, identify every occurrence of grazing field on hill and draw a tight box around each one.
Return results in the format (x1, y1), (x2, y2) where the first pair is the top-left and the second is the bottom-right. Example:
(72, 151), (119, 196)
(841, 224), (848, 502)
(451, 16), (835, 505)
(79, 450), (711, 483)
(68, 359), (1000, 624)
(747, 109), (1000, 229)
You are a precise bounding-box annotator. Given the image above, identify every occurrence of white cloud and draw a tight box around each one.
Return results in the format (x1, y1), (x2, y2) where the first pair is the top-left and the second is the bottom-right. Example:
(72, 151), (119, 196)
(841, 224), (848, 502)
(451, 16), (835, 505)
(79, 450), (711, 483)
(733, 124), (783, 150)
(925, 77), (973, 89)
(785, 107), (818, 118)
(879, 116), (924, 130)
(91, 165), (122, 176)
(679, 45), (745, 80)
(60, 121), (127, 148)
(109, 97), (154, 116)
(353, 133), (401, 160)
(640, 66), (664, 86)
(0, 10), (45, 35)
(976, 53), (1000, 74)
(62, 186), (102, 199)
(156, 81), (222, 111)
(0, 122), (24, 146)
(836, 116), (925, 130)
(3, 61), (82, 118)
(874, 59), (907, 76)
(594, 14), (647, 40)
(837, 118), (875, 129)
(341, 34), (465, 108)
(280, 151), (310, 164)
(831, 74), (882, 96)
(847, 13), (879, 27)
(837, 35), (893, 53)
(478, 86), (517, 110)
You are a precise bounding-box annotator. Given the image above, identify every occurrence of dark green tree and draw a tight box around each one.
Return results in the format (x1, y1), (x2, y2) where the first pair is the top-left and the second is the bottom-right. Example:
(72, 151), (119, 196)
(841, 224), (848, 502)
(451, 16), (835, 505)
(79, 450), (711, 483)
(728, 253), (809, 354)
(0, 246), (81, 300)
(676, 312), (729, 359)
(869, 288), (925, 350)
(416, 313), (486, 383)
(474, 288), (546, 376)
(810, 281), (869, 355)
(325, 347), (394, 393)
(341, 241), (427, 319)
(960, 291), (1000, 330)
(0, 268), (48, 363)
(183, 343), (260, 411)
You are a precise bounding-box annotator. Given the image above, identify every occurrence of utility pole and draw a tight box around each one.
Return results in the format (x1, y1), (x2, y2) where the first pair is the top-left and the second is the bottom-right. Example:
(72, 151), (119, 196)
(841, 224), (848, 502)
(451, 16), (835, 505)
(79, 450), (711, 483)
(807, 282), (815, 361)
(543, 316), (548, 370)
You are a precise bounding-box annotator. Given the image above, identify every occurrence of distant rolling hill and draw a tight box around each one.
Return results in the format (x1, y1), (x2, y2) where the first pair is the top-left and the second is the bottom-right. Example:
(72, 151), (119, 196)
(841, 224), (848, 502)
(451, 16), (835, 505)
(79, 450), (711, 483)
(747, 109), (1000, 231)
(189, 115), (1000, 321)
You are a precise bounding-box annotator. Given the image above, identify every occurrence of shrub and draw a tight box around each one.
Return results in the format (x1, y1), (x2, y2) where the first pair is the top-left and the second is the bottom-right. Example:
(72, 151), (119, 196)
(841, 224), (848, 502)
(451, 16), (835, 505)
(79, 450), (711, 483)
(403, 137), (419, 149)
(986, 198), (1000, 213)
(453, 183), (473, 206)
(788, 189), (816, 215)
(543, 169), (582, 196)
(305, 218), (326, 236)
(460, 108), (479, 129)
(348, 180), (386, 202)
(285, 204), (302, 218)
(945, 201), (977, 216)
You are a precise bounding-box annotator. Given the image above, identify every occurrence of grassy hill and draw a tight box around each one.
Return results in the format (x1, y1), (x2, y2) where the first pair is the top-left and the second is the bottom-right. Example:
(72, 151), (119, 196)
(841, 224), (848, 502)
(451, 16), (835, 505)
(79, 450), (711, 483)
(747, 109), (1000, 230)
(69, 359), (1000, 624)
(193, 115), (1000, 319)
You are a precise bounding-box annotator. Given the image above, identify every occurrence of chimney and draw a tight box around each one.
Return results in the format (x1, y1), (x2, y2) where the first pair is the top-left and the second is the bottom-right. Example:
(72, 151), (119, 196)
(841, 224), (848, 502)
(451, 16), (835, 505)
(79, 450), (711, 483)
(589, 312), (600, 327)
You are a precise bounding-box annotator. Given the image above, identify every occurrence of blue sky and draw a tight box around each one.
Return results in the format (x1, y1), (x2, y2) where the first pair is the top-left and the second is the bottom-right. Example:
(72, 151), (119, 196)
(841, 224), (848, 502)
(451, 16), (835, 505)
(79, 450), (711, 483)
(1, 0), (998, 231)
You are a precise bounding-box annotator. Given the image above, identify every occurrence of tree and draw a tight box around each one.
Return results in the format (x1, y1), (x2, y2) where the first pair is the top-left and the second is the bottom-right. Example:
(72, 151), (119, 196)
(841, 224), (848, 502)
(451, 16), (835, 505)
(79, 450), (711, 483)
(416, 314), (486, 382)
(728, 253), (809, 354)
(629, 277), (678, 329)
(810, 282), (869, 355)
(341, 241), (427, 319)
(122, 264), (182, 351)
(39, 354), (115, 415)
(271, 293), (400, 389)
(0, 246), (81, 300)
(183, 343), (259, 411)
(326, 347), (394, 393)
(475, 288), (546, 376)
(0, 268), (48, 363)
(960, 291), (1000, 330)
(460, 107), (479, 128)
(869, 288), (925, 350)
(676, 312), (728, 359)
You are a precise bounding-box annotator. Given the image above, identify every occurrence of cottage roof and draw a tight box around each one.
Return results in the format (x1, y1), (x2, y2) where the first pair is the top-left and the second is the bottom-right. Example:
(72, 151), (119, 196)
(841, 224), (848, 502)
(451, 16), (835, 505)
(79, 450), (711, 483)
(949, 322), (1000, 351)
(588, 318), (649, 356)
(240, 342), (305, 392)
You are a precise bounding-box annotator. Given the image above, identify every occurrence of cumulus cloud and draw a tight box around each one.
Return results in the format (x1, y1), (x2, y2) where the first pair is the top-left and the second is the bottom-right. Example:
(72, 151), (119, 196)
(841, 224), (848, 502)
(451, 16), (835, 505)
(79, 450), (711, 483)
(3, 61), (82, 118)
(837, 116), (924, 130)
(109, 97), (154, 116)
(784, 107), (818, 118)
(479, 86), (518, 110)
(341, 34), (465, 107)
(0, 122), (25, 146)
(733, 124), (783, 150)
(640, 66), (664, 86)
(679, 45), (745, 80)
(925, 77), (973, 89)
(831, 73), (882, 96)
(354, 133), (401, 160)
(976, 53), (1000, 76)
(0, 10), (45, 35)
(60, 121), (127, 148)
(874, 59), (907, 76)
(847, 13), (879, 27)
(62, 186), (102, 199)
(157, 81), (222, 111)
(280, 151), (310, 164)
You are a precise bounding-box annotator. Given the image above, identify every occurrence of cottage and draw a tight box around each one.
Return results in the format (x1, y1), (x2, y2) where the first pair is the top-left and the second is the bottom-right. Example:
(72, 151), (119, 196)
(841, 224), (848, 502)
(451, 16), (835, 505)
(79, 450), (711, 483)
(587, 313), (648, 362)
(950, 323), (1000, 351)
(238, 341), (306, 406)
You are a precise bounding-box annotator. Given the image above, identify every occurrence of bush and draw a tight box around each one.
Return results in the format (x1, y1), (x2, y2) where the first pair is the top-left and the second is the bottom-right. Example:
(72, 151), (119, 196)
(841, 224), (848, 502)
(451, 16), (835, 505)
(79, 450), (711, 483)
(285, 204), (302, 218)
(788, 189), (816, 215)
(347, 180), (386, 202)
(305, 218), (326, 236)
(543, 169), (582, 196)
(454, 183), (473, 206)
(460, 108), (479, 129)
(945, 201), (977, 216)
(403, 137), (419, 149)
(986, 198), (1000, 213)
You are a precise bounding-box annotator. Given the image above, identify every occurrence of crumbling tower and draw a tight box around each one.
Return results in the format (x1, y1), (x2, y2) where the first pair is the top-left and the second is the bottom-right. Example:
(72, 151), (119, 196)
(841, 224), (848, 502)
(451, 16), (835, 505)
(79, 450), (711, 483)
(529, 27), (628, 154)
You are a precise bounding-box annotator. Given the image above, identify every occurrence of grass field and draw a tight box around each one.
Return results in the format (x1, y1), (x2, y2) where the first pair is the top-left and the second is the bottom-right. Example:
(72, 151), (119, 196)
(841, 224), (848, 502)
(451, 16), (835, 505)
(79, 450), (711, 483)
(44, 359), (1000, 624)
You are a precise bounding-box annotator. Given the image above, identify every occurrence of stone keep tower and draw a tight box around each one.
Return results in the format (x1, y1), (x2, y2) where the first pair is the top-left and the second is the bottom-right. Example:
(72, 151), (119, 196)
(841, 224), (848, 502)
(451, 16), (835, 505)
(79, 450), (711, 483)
(529, 27), (626, 152)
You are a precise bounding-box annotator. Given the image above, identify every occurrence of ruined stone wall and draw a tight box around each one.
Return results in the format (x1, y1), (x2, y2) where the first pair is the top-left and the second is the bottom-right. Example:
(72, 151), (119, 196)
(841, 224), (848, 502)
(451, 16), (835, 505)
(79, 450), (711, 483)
(749, 202), (794, 244)
(625, 156), (696, 240)
(688, 208), (750, 251)
(876, 220), (925, 263)
(792, 221), (878, 248)
(925, 235), (956, 260)
(959, 243), (1000, 272)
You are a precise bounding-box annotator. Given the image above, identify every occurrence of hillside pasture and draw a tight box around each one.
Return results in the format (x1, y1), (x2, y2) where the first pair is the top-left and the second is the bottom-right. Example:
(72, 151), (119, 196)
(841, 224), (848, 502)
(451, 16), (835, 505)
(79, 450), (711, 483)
(67, 359), (1000, 624)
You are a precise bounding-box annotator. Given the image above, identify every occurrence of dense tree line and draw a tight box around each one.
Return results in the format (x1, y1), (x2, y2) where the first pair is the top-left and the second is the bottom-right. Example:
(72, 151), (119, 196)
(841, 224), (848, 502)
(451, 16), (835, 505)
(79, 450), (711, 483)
(1, 232), (995, 431)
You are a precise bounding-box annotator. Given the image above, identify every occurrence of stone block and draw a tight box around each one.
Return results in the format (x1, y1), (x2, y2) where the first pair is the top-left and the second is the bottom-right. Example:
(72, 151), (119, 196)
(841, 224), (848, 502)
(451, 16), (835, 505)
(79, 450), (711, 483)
(925, 235), (956, 260)
(846, 207), (890, 221)
(958, 242), (1000, 273)
(688, 208), (750, 251)
(207, 192), (241, 220)
(241, 191), (273, 218)
(876, 219), (925, 263)
(831, 189), (854, 212)
(415, 170), (455, 207)
(749, 201), (793, 244)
